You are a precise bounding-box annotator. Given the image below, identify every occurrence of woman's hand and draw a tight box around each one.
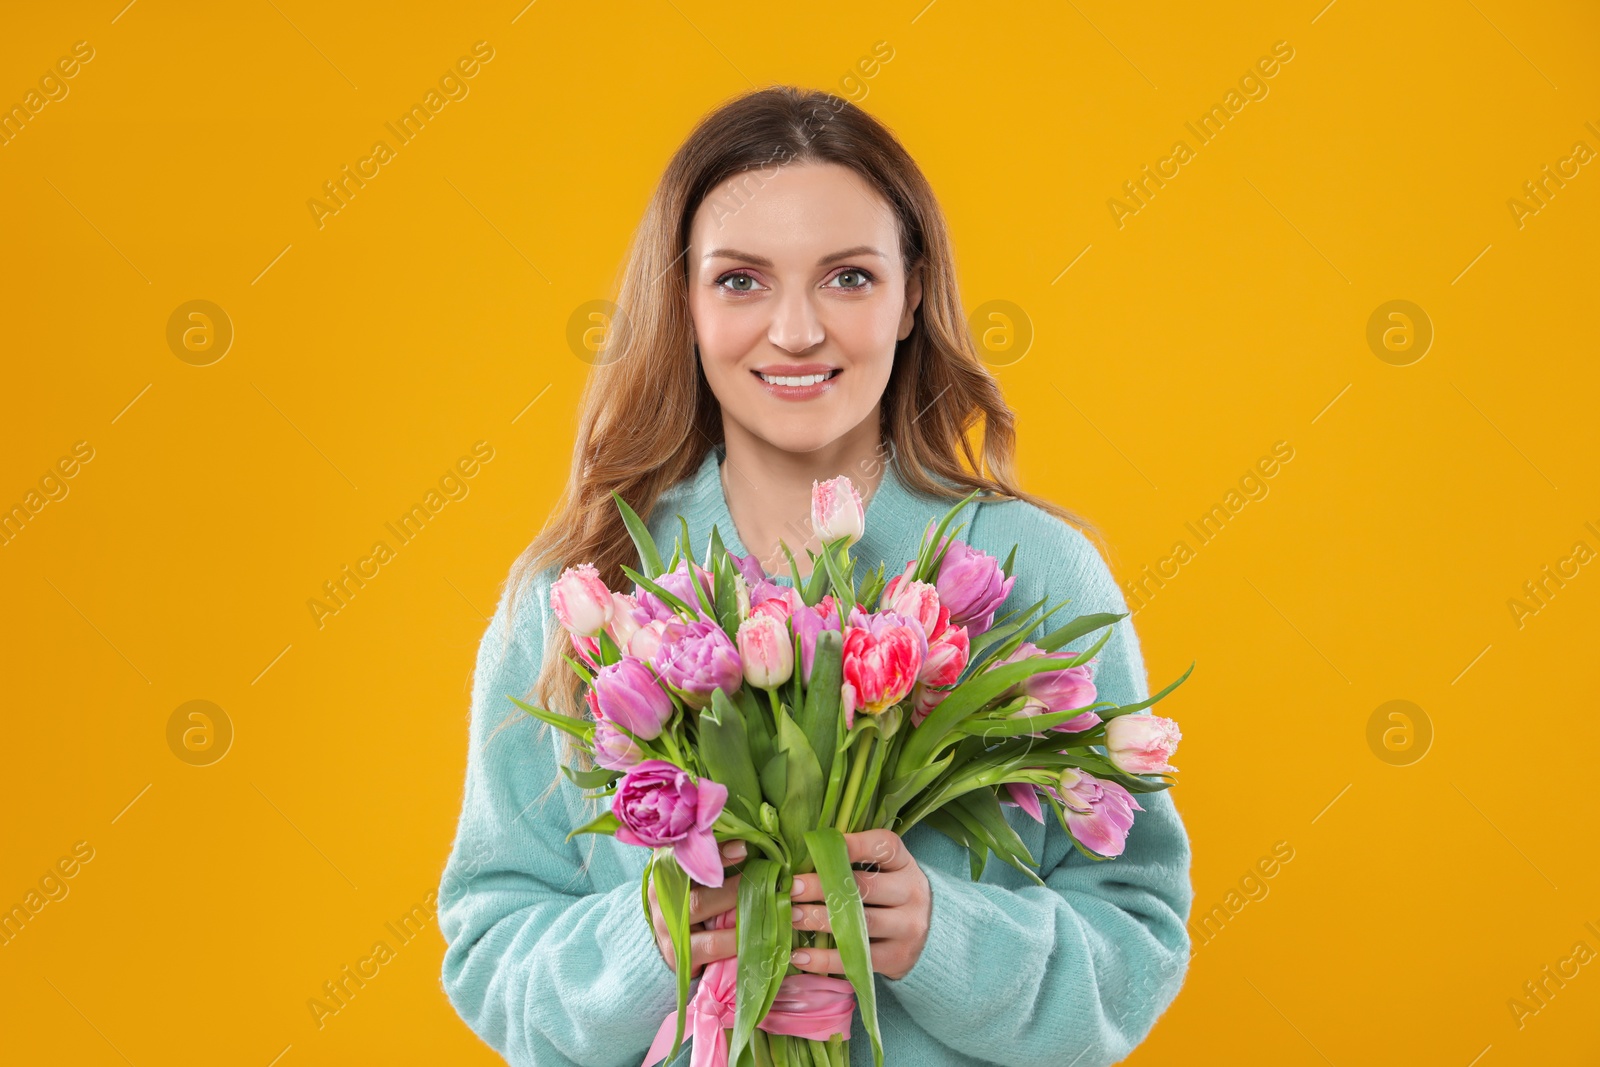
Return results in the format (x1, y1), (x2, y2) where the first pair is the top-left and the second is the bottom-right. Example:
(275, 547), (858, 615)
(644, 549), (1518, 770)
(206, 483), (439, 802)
(646, 839), (749, 977)
(788, 828), (931, 981)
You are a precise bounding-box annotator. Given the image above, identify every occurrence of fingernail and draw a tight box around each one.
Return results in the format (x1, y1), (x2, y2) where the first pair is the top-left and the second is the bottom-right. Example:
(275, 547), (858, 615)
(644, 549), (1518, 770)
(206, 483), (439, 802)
(790, 877), (804, 896)
(792, 950), (810, 965)
(722, 841), (746, 859)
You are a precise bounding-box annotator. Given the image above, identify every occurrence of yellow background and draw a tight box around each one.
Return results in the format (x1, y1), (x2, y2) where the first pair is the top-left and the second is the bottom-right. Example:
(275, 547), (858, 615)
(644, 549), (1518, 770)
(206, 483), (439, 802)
(3, 1), (1597, 1063)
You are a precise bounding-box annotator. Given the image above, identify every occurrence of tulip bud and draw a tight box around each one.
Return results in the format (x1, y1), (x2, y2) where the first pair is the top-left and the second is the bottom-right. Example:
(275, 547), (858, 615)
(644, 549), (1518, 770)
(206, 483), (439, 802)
(737, 613), (794, 688)
(551, 563), (614, 637)
(811, 475), (865, 547)
(1104, 714), (1182, 774)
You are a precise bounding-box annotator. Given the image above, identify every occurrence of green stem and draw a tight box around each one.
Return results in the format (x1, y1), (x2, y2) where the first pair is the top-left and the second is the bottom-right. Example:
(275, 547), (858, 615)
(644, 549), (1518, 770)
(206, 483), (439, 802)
(846, 731), (886, 833)
(833, 730), (874, 834)
(659, 728), (684, 766)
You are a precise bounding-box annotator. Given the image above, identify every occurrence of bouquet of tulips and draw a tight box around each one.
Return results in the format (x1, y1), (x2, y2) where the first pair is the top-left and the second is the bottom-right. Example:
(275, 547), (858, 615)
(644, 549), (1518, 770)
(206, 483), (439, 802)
(513, 476), (1190, 1067)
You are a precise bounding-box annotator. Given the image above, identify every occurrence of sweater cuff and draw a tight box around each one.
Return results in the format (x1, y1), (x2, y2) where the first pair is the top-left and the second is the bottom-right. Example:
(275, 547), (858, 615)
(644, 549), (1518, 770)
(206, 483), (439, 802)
(596, 876), (677, 1009)
(882, 861), (986, 1011)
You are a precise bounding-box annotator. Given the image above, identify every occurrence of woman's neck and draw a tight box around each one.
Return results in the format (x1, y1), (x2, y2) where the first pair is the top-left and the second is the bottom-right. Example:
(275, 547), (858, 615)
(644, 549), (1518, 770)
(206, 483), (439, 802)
(718, 418), (888, 581)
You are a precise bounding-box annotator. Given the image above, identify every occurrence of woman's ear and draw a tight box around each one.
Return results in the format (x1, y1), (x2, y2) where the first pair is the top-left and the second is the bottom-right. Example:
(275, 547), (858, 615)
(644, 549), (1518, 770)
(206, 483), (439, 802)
(898, 262), (924, 341)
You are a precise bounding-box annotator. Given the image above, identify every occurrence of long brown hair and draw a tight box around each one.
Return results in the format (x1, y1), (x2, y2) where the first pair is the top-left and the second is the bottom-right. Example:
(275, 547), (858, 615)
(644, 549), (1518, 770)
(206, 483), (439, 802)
(492, 84), (1097, 838)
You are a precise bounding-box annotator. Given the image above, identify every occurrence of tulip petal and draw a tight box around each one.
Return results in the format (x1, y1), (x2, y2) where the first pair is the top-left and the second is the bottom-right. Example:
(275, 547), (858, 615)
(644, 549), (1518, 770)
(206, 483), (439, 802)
(674, 828), (724, 887)
(695, 776), (729, 831)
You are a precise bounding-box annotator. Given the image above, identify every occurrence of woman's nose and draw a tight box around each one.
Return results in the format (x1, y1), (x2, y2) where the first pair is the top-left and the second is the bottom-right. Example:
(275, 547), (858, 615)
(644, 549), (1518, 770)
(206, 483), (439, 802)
(767, 289), (826, 353)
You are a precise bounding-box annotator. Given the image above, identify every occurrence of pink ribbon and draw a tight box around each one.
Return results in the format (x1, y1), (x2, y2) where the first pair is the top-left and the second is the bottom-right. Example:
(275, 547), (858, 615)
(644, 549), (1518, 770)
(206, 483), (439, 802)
(642, 909), (856, 1067)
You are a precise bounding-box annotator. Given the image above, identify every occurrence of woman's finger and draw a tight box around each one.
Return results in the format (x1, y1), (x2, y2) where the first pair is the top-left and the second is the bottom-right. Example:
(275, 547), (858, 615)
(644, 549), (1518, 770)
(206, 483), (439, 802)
(790, 900), (913, 940)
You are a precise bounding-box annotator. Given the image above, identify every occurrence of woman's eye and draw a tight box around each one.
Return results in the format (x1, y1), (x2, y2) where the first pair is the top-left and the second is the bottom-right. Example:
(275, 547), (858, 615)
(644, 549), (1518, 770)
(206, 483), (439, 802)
(829, 269), (874, 290)
(716, 272), (763, 293)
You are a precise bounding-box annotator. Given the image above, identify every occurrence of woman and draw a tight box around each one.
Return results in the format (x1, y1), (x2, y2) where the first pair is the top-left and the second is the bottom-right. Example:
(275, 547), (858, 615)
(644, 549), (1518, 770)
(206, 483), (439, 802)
(437, 86), (1193, 1067)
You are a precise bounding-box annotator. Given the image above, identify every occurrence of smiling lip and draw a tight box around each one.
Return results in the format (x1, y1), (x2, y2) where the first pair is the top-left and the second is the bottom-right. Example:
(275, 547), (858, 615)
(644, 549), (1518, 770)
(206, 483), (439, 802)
(751, 365), (842, 401)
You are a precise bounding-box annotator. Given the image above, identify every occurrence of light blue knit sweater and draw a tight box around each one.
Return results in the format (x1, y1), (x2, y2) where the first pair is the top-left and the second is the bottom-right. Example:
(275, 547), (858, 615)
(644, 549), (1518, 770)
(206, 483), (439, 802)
(437, 443), (1193, 1066)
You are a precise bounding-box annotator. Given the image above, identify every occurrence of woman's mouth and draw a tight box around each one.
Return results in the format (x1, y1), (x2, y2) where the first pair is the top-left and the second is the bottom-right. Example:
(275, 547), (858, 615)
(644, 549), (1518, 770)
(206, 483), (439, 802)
(752, 367), (842, 400)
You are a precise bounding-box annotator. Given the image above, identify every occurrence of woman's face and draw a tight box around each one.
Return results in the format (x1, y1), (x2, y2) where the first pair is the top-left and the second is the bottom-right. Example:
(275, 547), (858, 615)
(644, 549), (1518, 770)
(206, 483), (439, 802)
(686, 160), (921, 455)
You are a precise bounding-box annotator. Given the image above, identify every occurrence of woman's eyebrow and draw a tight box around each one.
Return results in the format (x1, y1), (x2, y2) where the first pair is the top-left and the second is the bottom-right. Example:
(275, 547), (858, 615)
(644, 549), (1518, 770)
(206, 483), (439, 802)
(701, 245), (886, 268)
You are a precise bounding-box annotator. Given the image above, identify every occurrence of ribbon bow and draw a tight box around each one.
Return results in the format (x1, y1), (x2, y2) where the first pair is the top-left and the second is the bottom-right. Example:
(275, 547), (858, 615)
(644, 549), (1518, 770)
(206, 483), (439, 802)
(642, 910), (856, 1067)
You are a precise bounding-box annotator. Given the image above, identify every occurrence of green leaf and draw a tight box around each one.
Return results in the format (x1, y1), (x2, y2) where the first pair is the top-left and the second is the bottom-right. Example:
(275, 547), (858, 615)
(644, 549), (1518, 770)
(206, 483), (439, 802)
(776, 706), (824, 869)
(816, 705), (850, 831)
(922, 806), (986, 880)
(729, 859), (786, 1066)
(639, 850), (656, 927)
(620, 564), (698, 619)
(611, 489), (666, 580)
(913, 489), (982, 583)
(700, 689), (764, 826)
(759, 751), (788, 810)
(965, 596), (1049, 659)
(956, 701), (1118, 739)
(564, 810), (620, 843)
(804, 828), (884, 1067)
(714, 548), (741, 641)
(651, 850), (693, 1062)
(707, 523), (729, 573)
(738, 687), (776, 777)
(1099, 661), (1196, 717)
(818, 541), (856, 615)
(509, 696), (594, 744)
(796, 630), (843, 784)
(559, 653), (594, 686)
(875, 750), (954, 828)
(948, 788), (1045, 886)
(559, 763), (623, 788)
(1034, 611), (1125, 653)
(897, 640), (1115, 774)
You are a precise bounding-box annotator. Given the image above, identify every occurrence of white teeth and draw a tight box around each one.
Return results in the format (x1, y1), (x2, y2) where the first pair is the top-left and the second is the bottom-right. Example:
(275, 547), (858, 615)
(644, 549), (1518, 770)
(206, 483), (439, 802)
(758, 370), (834, 387)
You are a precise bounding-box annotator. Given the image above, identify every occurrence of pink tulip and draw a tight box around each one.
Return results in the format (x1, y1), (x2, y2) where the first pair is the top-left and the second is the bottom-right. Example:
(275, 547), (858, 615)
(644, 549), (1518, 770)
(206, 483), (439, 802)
(791, 595), (841, 683)
(907, 617), (970, 727)
(571, 632), (600, 671)
(591, 656), (674, 740)
(749, 581), (805, 623)
(916, 534), (1016, 638)
(991, 642), (1100, 734)
(1105, 714), (1182, 774)
(604, 591), (649, 653)
(812, 475), (865, 547)
(1002, 781), (1046, 824)
(737, 614), (794, 688)
(635, 558), (717, 623)
(551, 563), (614, 637)
(651, 619), (743, 710)
(593, 719), (644, 770)
(613, 760), (729, 886)
(626, 618), (669, 662)
(840, 606), (927, 729)
(1046, 768), (1143, 858)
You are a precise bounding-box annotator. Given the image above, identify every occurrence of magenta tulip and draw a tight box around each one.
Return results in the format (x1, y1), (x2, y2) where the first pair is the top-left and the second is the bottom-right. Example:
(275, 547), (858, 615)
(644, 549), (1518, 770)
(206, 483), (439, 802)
(1047, 768), (1143, 858)
(791, 595), (841, 684)
(651, 619), (743, 710)
(917, 534), (1016, 638)
(591, 656), (674, 740)
(613, 759), (729, 886)
(593, 720), (644, 770)
(635, 559), (717, 623)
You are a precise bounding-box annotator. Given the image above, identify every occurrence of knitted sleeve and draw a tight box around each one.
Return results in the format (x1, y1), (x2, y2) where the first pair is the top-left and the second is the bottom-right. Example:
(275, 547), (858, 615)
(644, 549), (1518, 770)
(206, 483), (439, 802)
(436, 567), (681, 1066)
(880, 508), (1195, 1067)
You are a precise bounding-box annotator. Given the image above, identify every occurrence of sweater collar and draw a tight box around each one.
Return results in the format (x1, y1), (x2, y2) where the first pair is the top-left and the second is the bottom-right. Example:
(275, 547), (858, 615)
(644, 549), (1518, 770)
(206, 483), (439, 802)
(692, 441), (931, 588)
